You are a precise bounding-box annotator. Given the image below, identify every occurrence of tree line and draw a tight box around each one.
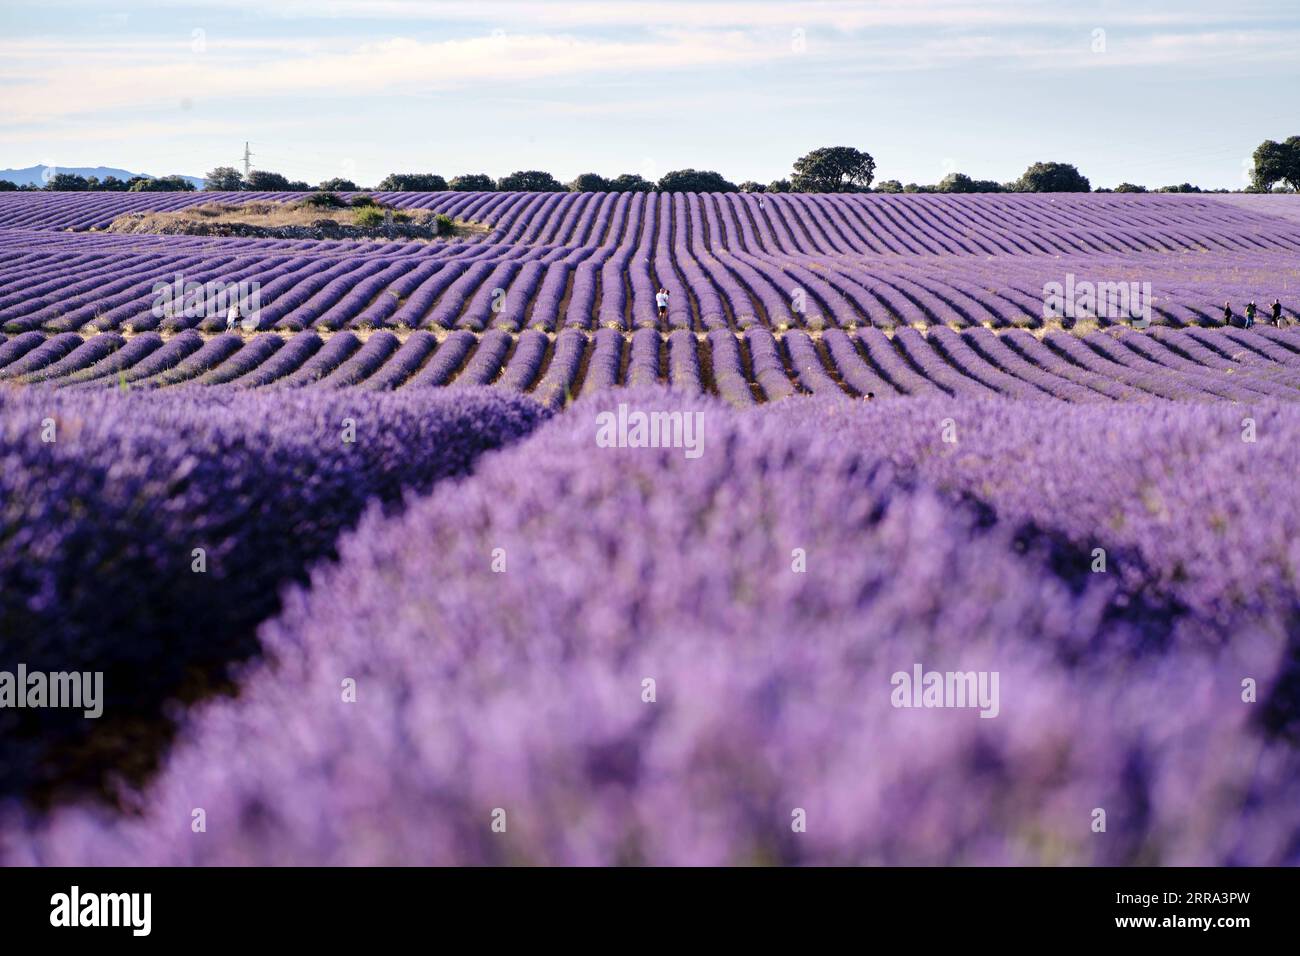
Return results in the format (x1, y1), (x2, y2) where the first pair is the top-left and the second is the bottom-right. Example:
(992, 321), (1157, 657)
(0, 173), (197, 192)
(4, 138), (1296, 194)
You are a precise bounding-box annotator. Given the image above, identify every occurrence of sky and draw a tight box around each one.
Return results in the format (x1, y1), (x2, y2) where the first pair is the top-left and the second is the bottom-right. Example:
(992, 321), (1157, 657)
(1, 0), (1297, 190)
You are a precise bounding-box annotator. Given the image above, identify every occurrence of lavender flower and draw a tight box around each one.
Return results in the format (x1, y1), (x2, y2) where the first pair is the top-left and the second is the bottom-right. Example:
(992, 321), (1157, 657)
(0, 386), (548, 800)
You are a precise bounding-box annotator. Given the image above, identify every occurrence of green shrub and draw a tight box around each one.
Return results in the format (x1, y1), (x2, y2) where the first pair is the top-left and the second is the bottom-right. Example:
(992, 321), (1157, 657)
(434, 213), (455, 233)
(353, 207), (385, 227)
(350, 194), (378, 207)
(302, 192), (346, 209)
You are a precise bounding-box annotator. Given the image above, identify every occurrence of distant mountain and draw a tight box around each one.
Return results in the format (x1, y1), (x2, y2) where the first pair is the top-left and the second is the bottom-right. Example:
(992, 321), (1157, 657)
(0, 165), (205, 189)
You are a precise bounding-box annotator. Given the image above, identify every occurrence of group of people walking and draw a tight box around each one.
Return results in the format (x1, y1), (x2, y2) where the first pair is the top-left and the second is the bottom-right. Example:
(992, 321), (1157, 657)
(1224, 299), (1286, 329)
(655, 286), (1288, 332)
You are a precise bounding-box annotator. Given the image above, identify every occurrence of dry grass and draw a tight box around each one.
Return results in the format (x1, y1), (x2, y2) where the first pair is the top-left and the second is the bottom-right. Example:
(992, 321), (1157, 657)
(106, 198), (490, 240)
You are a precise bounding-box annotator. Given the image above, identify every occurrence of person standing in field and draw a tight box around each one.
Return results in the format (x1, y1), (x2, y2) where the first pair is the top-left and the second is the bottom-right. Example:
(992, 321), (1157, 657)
(1272, 299), (1284, 327)
(1222, 301), (1233, 327)
(226, 301), (240, 332)
(1245, 300), (1257, 329)
(656, 287), (670, 322)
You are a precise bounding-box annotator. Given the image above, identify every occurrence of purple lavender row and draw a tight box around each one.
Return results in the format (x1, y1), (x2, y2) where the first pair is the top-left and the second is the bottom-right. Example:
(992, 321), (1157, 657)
(344, 259), (444, 330)
(405, 330), (475, 387)
(1002, 331), (1140, 400)
(530, 328), (585, 407)
(0, 385), (548, 800)
(893, 327), (997, 398)
(1134, 332), (1297, 401)
(275, 332), (362, 387)
(0, 251), (204, 331)
(855, 328), (942, 395)
(283, 258), (399, 331)
(450, 328), (511, 386)
(625, 326), (661, 388)
(794, 393), (1300, 624)
(316, 332), (401, 387)
(820, 328), (899, 398)
(74, 329), (206, 388)
(960, 328), (1100, 402)
(667, 329), (702, 395)
(706, 329), (755, 406)
(652, 194), (693, 330)
(223, 332), (320, 386)
(0, 331), (47, 372)
(495, 328), (549, 392)
(596, 196), (641, 329)
(579, 327), (623, 395)
(782, 330), (846, 397)
(363, 331), (438, 390)
(927, 327), (1046, 399)
(193, 334), (284, 386)
(0, 332), (83, 379)
(15, 390), (1296, 864)
(526, 250), (580, 332)
(744, 327), (797, 400)
(1076, 333), (1233, 401)
(51, 333), (164, 386)
(135, 334), (245, 388)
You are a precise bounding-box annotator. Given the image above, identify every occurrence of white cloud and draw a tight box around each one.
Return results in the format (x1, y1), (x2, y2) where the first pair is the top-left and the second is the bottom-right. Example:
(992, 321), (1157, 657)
(3, 3), (1296, 126)
(152, 0), (1281, 31)
(0, 31), (783, 122)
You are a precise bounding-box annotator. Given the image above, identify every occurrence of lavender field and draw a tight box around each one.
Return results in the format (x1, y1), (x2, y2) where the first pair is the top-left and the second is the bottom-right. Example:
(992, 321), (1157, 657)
(1, 192), (1300, 403)
(2, 190), (1299, 866)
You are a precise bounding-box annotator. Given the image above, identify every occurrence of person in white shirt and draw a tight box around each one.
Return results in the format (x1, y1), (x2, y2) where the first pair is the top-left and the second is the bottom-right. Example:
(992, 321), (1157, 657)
(656, 288), (669, 321)
(226, 302), (240, 332)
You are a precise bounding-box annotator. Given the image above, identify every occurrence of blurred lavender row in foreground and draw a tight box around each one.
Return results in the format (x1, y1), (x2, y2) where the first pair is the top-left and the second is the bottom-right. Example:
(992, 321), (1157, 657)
(7, 390), (1295, 865)
(0, 386), (548, 800)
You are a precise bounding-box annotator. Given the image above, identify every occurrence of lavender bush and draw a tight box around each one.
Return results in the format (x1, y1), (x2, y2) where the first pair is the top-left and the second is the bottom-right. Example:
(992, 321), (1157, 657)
(0, 386), (548, 800)
(10, 391), (1294, 864)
